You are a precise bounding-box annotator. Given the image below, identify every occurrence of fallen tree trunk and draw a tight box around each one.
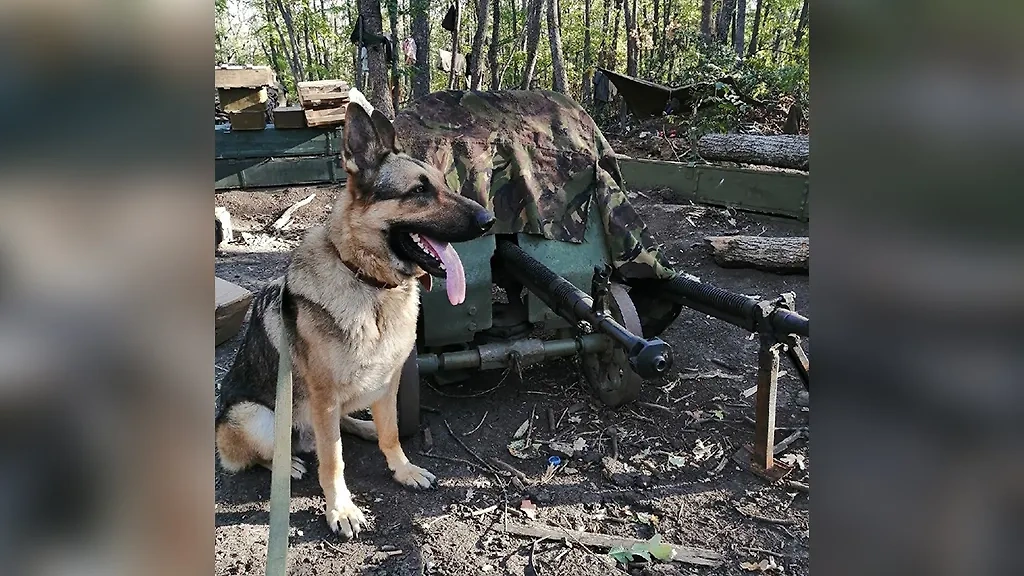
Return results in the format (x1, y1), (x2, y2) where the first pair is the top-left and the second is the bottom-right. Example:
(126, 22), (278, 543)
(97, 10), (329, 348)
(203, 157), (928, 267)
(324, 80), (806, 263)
(705, 235), (809, 273)
(697, 134), (809, 170)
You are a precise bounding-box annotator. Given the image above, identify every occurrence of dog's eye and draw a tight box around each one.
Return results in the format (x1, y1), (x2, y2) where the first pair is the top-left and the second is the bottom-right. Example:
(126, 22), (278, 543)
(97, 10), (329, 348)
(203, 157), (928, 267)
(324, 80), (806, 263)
(410, 184), (427, 195)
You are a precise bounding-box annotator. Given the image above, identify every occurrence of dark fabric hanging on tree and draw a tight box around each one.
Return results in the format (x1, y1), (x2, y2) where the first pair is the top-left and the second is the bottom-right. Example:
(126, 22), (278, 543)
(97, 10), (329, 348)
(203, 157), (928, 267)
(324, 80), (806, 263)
(441, 4), (459, 32)
(349, 15), (395, 64)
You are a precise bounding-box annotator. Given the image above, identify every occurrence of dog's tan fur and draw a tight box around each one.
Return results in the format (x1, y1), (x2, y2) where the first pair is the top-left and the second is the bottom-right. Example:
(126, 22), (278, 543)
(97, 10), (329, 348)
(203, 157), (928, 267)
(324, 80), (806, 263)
(215, 102), (493, 539)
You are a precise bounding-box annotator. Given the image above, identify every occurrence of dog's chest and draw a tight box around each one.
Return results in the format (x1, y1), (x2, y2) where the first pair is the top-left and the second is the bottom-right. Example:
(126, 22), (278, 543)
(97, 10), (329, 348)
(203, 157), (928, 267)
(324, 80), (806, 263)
(318, 286), (419, 391)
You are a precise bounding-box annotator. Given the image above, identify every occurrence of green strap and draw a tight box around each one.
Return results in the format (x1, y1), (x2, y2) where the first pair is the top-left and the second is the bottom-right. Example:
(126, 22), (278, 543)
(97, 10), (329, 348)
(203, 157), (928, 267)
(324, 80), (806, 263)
(266, 285), (293, 576)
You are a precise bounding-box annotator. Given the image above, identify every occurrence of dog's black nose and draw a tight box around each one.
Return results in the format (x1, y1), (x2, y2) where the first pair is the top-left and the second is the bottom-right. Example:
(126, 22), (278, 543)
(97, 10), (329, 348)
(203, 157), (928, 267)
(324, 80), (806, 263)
(475, 210), (496, 232)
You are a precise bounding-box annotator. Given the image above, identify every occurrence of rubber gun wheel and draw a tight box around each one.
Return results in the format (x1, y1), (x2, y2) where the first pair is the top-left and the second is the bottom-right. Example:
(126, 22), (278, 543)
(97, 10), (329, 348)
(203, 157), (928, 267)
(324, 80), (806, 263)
(581, 283), (643, 407)
(396, 349), (420, 439)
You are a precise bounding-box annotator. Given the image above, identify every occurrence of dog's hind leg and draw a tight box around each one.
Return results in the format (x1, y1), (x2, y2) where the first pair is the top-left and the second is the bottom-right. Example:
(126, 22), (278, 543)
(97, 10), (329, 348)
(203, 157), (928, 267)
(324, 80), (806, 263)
(370, 368), (436, 490)
(216, 401), (307, 479)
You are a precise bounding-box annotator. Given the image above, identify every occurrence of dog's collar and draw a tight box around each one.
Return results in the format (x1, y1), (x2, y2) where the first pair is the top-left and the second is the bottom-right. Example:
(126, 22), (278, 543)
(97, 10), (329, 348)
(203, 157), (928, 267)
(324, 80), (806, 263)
(341, 259), (400, 290)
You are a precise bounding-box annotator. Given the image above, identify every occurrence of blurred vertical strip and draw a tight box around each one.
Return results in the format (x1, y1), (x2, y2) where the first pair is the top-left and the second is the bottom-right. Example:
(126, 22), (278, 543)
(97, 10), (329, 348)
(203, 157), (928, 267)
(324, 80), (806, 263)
(814, 1), (1024, 576)
(0, 2), (213, 576)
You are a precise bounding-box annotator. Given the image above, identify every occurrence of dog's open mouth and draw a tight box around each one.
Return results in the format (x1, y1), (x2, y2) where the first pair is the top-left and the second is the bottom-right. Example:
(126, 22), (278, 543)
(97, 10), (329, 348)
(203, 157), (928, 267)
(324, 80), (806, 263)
(393, 231), (466, 305)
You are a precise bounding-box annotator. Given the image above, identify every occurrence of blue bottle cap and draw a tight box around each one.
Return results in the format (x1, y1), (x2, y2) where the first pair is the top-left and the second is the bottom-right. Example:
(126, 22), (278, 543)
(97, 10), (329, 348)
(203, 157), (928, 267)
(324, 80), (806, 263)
(548, 455), (561, 466)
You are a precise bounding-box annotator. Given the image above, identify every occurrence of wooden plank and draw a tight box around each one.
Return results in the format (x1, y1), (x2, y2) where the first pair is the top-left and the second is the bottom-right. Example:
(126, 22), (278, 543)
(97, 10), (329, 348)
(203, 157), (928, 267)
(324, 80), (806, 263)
(502, 521), (724, 567)
(215, 156), (346, 190)
(297, 79), (350, 108)
(216, 277), (253, 346)
(218, 88), (268, 113)
(617, 156), (808, 221)
(215, 124), (340, 159)
(272, 106), (307, 129)
(228, 111), (267, 131)
(304, 107), (346, 127)
(215, 65), (276, 89)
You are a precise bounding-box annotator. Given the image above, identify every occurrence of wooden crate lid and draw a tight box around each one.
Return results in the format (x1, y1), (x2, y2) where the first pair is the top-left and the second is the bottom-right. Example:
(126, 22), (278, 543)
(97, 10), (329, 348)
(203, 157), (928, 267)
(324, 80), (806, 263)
(215, 65), (277, 89)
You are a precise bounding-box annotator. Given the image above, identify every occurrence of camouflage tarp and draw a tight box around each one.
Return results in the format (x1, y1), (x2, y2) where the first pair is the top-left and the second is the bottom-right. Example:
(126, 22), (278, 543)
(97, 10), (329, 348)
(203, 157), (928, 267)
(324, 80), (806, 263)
(394, 90), (676, 281)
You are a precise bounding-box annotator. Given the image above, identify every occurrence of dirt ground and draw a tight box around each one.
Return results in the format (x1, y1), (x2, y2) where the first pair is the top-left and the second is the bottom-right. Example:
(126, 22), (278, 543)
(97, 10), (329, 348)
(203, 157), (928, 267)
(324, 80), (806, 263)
(215, 183), (810, 576)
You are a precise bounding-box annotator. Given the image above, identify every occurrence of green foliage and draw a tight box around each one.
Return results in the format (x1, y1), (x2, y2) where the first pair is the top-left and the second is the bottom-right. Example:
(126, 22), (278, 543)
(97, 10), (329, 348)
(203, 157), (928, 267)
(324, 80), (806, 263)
(215, 0), (808, 123)
(608, 534), (677, 565)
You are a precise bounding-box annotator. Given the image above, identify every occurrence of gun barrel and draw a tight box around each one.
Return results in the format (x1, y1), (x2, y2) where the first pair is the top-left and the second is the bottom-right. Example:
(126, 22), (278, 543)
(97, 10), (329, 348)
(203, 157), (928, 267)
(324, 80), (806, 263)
(495, 239), (672, 379)
(661, 274), (809, 337)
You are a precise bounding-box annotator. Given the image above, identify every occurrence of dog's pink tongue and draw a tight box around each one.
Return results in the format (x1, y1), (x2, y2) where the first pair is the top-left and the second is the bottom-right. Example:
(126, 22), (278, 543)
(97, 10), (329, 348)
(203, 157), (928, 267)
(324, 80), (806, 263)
(421, 236), (466, 305)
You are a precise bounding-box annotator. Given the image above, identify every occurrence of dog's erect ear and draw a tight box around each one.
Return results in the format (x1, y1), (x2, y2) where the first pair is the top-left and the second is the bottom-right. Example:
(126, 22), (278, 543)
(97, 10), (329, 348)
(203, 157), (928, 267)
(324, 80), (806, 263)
(370, 109), (400, 152)
(343, 103), (388, 174)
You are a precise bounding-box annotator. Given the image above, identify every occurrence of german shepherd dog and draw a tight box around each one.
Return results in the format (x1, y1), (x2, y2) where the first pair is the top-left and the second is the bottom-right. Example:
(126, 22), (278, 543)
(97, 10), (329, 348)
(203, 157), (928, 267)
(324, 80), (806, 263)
(215, 101), (495, 539)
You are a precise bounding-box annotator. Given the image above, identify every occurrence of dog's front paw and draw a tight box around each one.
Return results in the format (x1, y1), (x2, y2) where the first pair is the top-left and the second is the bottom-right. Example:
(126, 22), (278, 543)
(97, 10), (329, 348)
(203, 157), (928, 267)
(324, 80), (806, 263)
(325, 497), (366, 540)
(393, 463), (437, 489)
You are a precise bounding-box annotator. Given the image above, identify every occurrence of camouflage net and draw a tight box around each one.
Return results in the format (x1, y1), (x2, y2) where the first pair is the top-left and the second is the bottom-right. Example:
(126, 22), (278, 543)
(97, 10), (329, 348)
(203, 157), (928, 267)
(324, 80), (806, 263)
(394, 90), (677, 281)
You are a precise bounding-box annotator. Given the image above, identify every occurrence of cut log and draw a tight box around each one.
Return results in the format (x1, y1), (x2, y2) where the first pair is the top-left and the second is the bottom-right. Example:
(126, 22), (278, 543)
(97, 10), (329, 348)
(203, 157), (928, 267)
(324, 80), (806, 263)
(705, 235), (809, 273)
(502, 521), (724, 567)
(697, 134), (809, 171)
(216, 277), (253, 346)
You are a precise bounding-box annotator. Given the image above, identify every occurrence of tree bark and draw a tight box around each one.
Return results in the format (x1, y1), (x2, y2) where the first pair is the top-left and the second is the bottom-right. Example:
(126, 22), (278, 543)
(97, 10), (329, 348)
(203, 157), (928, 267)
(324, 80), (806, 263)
(734, 0), (746, 57)
(274, 0), (306, 82)
(660, 0), (671, 76)
(266, 0), (301, 87)
(410, 0), (431, 98)
(716, 0), (736, 45)
(696, 134), (809, 170)
(547, 0), (568, 93)
(581, 0), (593, 102)
(448, 1), (462, 90)
(469, 0), (490, 89)
(387, 0), (401, 109)
(359, 0), (395, 118)
(599, 0), (611, 67)
(747, 0), (765, 57)
(699, 0), (713, 43)
(610, 0), (621, 69)
(794, 0), (808, 49)
(520, 0), (543, 89)
(623, 0), (638, 76)
(489, 0), (501, 89)
(704, 236), (809, 273)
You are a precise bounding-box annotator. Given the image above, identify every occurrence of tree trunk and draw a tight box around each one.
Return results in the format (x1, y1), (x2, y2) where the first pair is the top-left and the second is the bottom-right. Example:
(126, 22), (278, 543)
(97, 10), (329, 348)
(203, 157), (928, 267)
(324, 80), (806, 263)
(359, 0), (395, 118)
(747, 0), (765, 57)
(794, 0), (808, 49)
(599, 0), (611, 67)
(704, 236), (809, 273)
(520, 0), (543, 89)
(696, 134), (809, 170)
(303, 10), (314, 79)
(448, 1), (462, 89)
(547, 0), (568, 92)
(581, 0), (593, 102)
(469, 0), (490, 90)
(734, 0), (746, 57)
(659, 0), (670, 76)
(716, 0), (736, 45)
(623, 0), (638, 76)
(387, 0), (401, 109)
(266, 0), (301, 87)
(699, 0), (713, 43)
(411, 0), (431, 98)
(274, 0), (306, 82)
(652, 0), (659, 53)
(489, 0), (501, 89)
(610, 0), (621, 69)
